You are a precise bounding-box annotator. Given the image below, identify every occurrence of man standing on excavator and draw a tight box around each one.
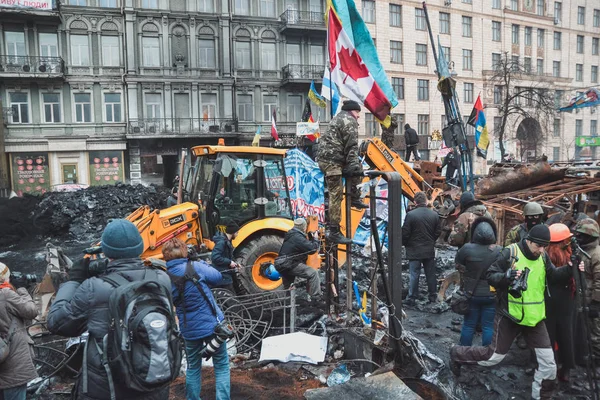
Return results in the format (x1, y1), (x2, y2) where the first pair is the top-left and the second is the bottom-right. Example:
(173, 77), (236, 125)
(317, 100), (368, 245)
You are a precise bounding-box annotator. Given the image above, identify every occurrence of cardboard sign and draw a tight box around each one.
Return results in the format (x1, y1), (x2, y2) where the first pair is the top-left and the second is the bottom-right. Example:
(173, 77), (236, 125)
(296, 122), (320, 137)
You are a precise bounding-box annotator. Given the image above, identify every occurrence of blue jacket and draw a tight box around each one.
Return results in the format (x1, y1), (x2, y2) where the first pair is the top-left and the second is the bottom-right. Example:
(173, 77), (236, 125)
(166, 258), (224, 341)
(211, 232), (234, 285)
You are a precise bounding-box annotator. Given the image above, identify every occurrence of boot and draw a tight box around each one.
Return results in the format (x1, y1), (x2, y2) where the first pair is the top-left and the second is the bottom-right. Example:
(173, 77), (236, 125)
(328, 224), (353, 245)
(449, 346), (462, 377)
(351, 199), (369, 209)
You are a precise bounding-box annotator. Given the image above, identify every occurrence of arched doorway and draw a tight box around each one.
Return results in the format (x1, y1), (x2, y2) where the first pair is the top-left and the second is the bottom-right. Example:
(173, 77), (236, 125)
(516, 118), (543, 161)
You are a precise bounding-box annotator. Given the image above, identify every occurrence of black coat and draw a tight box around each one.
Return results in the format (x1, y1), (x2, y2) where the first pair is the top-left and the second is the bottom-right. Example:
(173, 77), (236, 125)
(442, 152), (460, 180)
(455, 217), (501, 297)
(405, 127), (419, 146)
(402, 205), (441, 260)
(47, 259), (171, 400)
(211, 232), (234, 285)
(275, 228), (319, 271)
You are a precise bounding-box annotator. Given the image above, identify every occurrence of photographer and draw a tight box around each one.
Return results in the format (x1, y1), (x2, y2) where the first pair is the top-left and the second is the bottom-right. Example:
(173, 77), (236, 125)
(162, 238), (230, 400)
(450, 225), (584, 400)
(0, 262), (38, 400)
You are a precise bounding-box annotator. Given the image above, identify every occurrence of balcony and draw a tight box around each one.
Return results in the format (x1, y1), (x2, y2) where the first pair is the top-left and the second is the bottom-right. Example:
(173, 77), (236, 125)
(282, 64), (323, 85)
(279, 10), (326, 33)
(128, 118), (238, 138)
(0, 55), (64, 78)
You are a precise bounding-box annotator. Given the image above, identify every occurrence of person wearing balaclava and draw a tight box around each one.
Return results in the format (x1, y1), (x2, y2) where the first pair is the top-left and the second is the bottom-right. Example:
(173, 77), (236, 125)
(505, 202), (545, 246)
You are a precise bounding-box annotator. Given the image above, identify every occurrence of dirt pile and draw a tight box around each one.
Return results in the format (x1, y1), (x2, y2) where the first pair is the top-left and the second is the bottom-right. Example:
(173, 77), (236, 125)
(0, 184), (171, 248)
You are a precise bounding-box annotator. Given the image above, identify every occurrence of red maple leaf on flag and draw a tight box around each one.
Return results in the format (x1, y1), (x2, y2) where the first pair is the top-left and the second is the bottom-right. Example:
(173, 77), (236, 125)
(337, 46), (370, 81)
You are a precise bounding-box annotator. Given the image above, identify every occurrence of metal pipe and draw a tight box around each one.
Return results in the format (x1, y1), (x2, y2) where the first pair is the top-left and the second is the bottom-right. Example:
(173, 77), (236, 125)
(345, 177), (353, 321)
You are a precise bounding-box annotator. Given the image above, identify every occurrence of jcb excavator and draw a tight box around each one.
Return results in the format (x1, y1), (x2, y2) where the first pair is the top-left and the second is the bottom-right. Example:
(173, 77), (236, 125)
(122, 137), (443, 294)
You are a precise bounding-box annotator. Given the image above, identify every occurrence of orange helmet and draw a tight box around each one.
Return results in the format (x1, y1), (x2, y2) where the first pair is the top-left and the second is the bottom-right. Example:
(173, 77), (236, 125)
(549, 223), (573, 243)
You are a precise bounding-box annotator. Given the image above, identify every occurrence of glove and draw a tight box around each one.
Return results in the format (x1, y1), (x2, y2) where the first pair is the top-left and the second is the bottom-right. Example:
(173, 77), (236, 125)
(342, 164), (364, 177)
(505, 268), (518, 283)
(68, 257), (90, 284)
(590, 301), (600, 319)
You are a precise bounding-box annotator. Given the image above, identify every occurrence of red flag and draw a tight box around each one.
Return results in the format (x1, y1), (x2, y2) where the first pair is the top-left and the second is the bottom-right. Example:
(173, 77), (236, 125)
(271, 108), (279, 141)
(467, 95), (483, 127)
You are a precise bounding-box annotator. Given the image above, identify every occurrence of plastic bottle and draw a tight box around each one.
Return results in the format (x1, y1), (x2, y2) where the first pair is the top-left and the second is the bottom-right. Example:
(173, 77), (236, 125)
(327, 364), (351, 387)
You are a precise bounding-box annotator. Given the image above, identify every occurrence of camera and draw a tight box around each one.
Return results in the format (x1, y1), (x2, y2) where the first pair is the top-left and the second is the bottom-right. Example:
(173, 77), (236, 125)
(83, 247), (110, 277)
(508, 267), (531, 298)
(10, 271), (38, 289)
(200, 321), (235, 360)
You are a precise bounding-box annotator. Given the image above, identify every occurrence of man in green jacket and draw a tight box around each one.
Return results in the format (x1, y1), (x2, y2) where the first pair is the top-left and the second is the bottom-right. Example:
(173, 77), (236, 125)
(449, 224), (584, 400)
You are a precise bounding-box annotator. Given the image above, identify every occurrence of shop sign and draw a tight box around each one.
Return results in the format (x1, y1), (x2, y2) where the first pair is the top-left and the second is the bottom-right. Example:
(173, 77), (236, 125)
(575, 136), (600, 147)
(11, 152), (51, 196)
(89, 151), (124, 186)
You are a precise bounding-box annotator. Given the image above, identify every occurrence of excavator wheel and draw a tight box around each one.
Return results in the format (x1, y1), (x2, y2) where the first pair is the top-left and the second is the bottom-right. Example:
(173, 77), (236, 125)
(235, 234), (284, 294)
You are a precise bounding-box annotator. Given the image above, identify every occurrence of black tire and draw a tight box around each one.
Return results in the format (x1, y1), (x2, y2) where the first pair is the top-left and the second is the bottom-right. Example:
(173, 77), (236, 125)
(235, 234), (284, 294)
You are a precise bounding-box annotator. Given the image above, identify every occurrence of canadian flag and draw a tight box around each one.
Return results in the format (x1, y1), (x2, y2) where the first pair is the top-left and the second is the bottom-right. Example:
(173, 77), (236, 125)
(327, 7), (391, 122)
(271, 108), (279, 141)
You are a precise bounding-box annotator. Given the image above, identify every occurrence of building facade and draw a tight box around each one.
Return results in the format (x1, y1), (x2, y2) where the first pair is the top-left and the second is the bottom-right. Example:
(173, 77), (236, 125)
(1, 0), (597, 194)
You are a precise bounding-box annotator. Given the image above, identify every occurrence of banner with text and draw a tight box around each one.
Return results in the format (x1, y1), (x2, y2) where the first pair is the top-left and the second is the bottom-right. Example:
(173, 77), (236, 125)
(89, 151), (124, 186)
(11, 152), (51, 196)
(0, 0), (53, 10)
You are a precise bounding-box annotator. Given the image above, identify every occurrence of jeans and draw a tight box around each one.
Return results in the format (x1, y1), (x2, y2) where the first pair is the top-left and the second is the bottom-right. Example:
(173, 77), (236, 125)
(1, 385), (27, 400)
(405, 146), (420, 162)
(408, 258), (437, 299)
(459, 296), (496, 346)
(185, 337), (231, 400)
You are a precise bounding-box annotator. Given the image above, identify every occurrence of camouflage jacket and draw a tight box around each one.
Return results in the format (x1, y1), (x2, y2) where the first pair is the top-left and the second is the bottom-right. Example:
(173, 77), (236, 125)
(448, 204), (491, 248)
(381, 115), (398, 150)
(504, 223), (527, 246)
(317, 110), (360, 170)
(581, 239), (600, 303)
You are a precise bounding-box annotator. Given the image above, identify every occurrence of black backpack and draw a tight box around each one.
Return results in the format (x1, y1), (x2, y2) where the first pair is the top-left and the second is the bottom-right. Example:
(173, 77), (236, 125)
(95, 270), (182, 399)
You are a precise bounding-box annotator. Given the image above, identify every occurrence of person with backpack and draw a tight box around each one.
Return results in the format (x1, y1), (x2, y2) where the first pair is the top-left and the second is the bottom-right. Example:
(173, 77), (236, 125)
(48, 219), (181, 400)
(0, 262), (38, 400)
(162, 238), (231, 400)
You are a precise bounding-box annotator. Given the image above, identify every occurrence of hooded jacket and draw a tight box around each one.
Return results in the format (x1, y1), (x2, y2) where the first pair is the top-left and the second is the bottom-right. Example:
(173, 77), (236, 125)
(448, 201), (492, 248)
(0, 286), (38, 390)
(455, 217), (501, 297)
(402, 205), (441, 260)
(166, 259), (224, 340)
(211, 232), (234, 285)
(581, 238), (600, 304)
(47, 259), (171, 400)
(404, 126), (419, 146)
(275, 228), (319, 271)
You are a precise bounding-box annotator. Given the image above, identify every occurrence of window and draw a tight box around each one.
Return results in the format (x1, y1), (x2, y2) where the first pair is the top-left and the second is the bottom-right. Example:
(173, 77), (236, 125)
(441, 46), (451, 66)
(263, 95), (277, 121)
(142, 0), (157, 7)
(365, 113), (378, 137)
(39, 33), (58, 58)
(199, 39), (216, 68)
(492, 52), (501, 70)
(463, 49), (472, 70)
(417, 79), (429, 101)
(392, 77), (404, 100)
(576, 64), (583, 81)
(362, 0), (375, 23)
(394, 114), (405, 134)
(462, 0), (472, 3)
(553, 32), (561, 50)
(577, 35), (584, 53)
(525, 27), (532, 46)
(104, 93), (122, 122)
(416, 44), (427, 65)
(462, 16), (472, 37)
(286, 43), (300, 65)
(142, 37), (160, 67)
(492, 21), (501, 42)
(593, 38), (599, 55)
(145, 93), (162, 119)
(198, 0), (214, 12)
(553, 118), (561, 137)
(417, 114), (429, 136)
(69, 0), (86, 4)
(464, 83), (474, 103)
(70, 35), (89, 66)
(237, 94), (253, 121)
(287, 95), (302, 122)
(592, 120), (598, 136)
(537, 29), (544, 47)
(554, 2), (562, 20)
(74, 93), (92, 123)
(440, 12), (450, 34)
(310, 44), (324, 66)
(493, 0), (501, 9)
(389, 4), (401, 27)
(201, 94), (217, 120)
(553, 147), (560, 161)
(555, 90), (564, 107)
(390, 41), (402, 63)
(510, 0), (518, 10)
(553, 61), (560, 77)
(9, 92), (29, 124)
(236, 41), (251, 69)
(494, 85), (503, 104)
(537, 0), (544, 15)
(524, 57), (531, 73)
(595, 9), (600, 27)
(260, 0), (275, 17)
(98, 0), (117, 6)
(511, 55), (519, 71)
(512, 25), (519, 45)
(578, 6), (585, 25)
(102, 36), (120, 66)
(576, 119), (583, 136)
(261, 43), (276, 70)
(309, 0), (321, 13)
(42, 93), (61, 123)
(415, 8), (426, 31)
(593, 66), (599, 83)
(537, 59), (544, 74)
(235, 0), (250, 15)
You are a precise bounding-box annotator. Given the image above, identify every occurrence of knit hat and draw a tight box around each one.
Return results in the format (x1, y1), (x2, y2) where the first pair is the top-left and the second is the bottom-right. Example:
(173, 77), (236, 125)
(527, 224), (551, 246)
(226, 221), (240, 235)
(294, 218), (307, 232)
(341, 100), (361, 112)
(0, 262), (9, 283)
(101, 219), (144, 259)
(459, 191), (475, 210)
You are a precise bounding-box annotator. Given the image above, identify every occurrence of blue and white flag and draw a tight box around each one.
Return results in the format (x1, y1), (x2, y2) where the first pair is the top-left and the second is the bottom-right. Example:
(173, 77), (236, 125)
(321, 67), (341, 116)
